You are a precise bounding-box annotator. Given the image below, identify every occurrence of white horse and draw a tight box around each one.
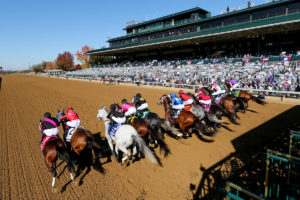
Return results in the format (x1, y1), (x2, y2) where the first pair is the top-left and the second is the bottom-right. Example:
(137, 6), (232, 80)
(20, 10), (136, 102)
(97, 107), (160, 165)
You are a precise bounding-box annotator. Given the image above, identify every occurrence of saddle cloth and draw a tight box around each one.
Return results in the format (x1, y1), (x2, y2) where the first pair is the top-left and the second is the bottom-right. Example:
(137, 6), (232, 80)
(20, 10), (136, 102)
(184, 104), (193, 111)
(65, 126), (84, 142)
(108, 123), (121, 141)
(171, 109), (182, 119)
(41, 136), (58, 151)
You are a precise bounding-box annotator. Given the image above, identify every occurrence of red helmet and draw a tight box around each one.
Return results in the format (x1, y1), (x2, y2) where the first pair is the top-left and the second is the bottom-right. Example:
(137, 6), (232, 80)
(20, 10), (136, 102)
(66, 107), (73, 111)
(178, 90), (184, 94)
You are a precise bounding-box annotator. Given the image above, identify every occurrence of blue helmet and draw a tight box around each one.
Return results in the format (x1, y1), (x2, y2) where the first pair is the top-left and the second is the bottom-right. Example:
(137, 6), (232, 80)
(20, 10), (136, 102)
(170, 93), (176, 98)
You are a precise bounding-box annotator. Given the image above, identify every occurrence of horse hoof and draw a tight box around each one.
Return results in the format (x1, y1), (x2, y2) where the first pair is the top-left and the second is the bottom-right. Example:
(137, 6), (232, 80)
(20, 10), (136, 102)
(51, 188), (58, 193)
(72, 180), (78, 186)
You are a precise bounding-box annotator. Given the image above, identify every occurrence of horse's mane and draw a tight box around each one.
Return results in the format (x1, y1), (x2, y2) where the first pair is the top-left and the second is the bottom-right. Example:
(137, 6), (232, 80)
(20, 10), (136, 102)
(163, 94), (172, 104)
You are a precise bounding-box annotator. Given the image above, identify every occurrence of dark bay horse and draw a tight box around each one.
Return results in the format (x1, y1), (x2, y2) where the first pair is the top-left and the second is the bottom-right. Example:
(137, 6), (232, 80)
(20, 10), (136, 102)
(39, 132), (74, 189)
(58, 111), (103, 171)
(126, 116), (171, 157)
(201, 88), (240, 124)
(157, 95), (216, 137)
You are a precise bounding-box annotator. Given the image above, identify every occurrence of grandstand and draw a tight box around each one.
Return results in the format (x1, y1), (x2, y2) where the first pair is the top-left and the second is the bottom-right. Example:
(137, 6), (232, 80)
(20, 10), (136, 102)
(86, 0), (300, 62)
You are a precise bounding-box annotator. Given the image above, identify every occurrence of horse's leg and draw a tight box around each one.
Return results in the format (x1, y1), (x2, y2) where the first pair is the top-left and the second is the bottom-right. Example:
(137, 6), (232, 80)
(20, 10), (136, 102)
(51, 162), (57, 188)
(67, 162), (74, 181)
(118, 145), (131, 165)
(106, 134), (117, 160)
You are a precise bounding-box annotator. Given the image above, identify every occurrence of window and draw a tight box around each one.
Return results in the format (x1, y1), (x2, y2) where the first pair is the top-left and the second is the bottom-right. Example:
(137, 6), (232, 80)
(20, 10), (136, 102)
(200, 22), (210, 30)
(224, 17), (236, 26)
(288, 2), (300, 14)
(210, 19), (222, 29)
(139, 35), (149, 42)
(252, 10), (267, 21)
(178, 27), (188, 35)
(191, 25), (197, 32)
(269, 6), (286, 17)
(236, 13), (250, 23)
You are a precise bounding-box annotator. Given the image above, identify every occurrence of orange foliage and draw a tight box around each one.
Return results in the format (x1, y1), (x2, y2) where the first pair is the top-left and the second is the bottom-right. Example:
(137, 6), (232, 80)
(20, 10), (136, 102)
(75, 45), (94, 65)
(45, 62), (58, 71)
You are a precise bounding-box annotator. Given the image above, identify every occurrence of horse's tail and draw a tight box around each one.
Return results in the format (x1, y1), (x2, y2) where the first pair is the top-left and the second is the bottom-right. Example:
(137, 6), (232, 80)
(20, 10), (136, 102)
(132, 135), (161, 166)
(149, 127), (171, 157)
(159, 118), (178, 133)
(206, 112), (228, 124)
(250, 95), (266, 105)
(57, 145), (71, 163)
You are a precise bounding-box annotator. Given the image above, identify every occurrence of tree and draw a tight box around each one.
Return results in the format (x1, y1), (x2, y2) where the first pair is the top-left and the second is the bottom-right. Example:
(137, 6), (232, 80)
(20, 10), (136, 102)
(74, 64), (81, 70)
(31, 64), (44, 73)
(75, 45), (94, 69)
(55, 51), (74, 71)
(45, 62), (58, 71)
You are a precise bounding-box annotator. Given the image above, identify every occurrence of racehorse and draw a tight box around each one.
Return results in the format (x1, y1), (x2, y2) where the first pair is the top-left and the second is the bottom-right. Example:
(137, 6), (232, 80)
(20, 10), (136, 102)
(126, 116), (170, 157)
(57, 111), (102, 168)
(97, 107), (160, 165)
(223, 83), (266, 107)
(201, 88), (240, 124)
(131, 95), (180, 139)
(157, 95), (217, 137)
(39, 122), (74, 189)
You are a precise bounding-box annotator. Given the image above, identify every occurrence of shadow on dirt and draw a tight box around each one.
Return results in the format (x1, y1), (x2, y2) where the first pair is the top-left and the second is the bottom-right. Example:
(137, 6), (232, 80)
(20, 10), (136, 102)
(190, 105), (300, 199)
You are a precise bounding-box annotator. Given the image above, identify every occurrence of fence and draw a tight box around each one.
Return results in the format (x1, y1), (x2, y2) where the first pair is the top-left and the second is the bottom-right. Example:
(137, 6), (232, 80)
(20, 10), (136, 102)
(225, 182), (264, 200)
(264, 149), (300, 199)
(289, 131), (300, 157)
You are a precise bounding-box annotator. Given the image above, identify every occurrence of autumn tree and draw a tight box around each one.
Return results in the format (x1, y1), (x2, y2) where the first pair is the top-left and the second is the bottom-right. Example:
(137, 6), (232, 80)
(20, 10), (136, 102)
(75, 45), (94, 69)
(45, 62), (58, 71)
(55, 51), (74, 71)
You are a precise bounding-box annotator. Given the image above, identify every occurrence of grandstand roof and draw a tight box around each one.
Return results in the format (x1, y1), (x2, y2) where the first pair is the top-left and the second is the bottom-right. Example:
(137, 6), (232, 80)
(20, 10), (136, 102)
(86, 0), (300, 57)
(123, 7), (210, 30)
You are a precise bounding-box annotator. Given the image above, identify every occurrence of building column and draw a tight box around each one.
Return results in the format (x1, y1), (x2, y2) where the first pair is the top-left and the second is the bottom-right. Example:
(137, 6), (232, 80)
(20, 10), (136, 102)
(257, 37), (261, 56)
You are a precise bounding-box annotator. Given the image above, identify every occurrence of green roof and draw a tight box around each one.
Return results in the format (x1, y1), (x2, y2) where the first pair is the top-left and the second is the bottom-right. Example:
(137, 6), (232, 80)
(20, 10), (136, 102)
(108, 0), (292, 42)
(86, 12), (300, 55)
(124, 7), (209, 30)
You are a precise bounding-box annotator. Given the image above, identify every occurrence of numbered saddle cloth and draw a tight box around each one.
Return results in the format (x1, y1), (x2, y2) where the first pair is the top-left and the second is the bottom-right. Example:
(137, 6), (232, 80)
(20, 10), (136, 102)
(40, 136), (58, 151)
(184, 104), (193, 111)
(202, 103), (211, 112)
(214, 95), (223, 104)
(126, 116), (136, 125)
(137, 110), (150, 119)
(65, 126), (82, 142)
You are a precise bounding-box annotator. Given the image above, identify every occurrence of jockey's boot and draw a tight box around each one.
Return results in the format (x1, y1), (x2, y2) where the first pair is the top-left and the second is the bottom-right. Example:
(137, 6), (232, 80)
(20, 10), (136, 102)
(40, 134), (46, 144)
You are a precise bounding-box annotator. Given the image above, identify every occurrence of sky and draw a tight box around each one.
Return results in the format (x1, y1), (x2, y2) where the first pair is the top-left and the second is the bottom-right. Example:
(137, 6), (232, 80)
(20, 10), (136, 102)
(0, 0), (267, 70)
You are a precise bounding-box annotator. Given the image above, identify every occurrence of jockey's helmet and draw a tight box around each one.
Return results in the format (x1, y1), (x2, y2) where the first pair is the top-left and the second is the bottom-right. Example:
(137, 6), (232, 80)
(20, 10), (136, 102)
(121, 99), (127, 104)
(44, 112), (51, 118)
(170, 93), (176, 98)
(67, 107), (73, 111)
(136, 93), (141, 98)
(178, 90), (184, 94)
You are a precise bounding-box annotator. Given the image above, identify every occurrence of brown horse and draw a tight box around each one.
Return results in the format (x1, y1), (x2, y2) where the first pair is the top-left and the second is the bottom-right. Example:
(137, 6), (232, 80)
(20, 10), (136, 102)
(126, 116), (170, 157)
(157, 95), (216, 137)
(40, 135), (74, 189)
(223, 83), (266, 107)
(58, 111), (103, 172)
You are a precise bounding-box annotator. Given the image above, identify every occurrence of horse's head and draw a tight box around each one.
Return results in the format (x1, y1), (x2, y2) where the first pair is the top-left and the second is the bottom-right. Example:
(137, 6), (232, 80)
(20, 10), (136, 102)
(97, 106), (108, 120)
(157, 94), (169, 105)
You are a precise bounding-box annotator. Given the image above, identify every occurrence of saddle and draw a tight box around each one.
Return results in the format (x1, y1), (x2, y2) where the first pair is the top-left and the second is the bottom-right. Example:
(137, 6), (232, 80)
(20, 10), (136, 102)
(40, 136), (58, 151)
(233, 90), (240, 98)
(171, 109), (182, 119)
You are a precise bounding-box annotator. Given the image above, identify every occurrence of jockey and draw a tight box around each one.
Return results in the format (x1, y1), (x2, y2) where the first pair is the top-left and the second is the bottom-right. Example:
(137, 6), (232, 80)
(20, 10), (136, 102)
(59, 107), (81, 142)
(121, 99), (136, 117)
(211, 81), (223, 96)
(195, 89), (211, 112)
(178, 90), (193, 106)
(228, 79), (239, 92)
(132, 93), (149, 117)
(107, 104), (126, 136)
(40, 112), (60, 144)
(169, 93), (184, 118)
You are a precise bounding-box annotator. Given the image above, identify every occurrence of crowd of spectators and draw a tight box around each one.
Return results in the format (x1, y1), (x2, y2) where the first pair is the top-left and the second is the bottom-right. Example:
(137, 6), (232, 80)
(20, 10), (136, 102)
(66, 59), (300, 94)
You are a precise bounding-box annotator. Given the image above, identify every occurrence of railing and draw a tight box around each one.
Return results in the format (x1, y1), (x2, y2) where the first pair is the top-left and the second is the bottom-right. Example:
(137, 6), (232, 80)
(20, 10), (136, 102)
(225, 182), (264, 200)
(264, 149), (300, 199)
(289, 131), (300, 157)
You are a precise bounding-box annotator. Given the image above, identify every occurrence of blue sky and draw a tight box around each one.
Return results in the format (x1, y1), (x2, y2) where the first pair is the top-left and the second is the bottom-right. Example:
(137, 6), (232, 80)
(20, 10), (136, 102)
(0, 0), (266, 70)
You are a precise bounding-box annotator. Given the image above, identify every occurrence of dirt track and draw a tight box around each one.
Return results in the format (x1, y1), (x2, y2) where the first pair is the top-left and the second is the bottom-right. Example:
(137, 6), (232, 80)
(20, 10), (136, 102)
(0, 75), (297, 200)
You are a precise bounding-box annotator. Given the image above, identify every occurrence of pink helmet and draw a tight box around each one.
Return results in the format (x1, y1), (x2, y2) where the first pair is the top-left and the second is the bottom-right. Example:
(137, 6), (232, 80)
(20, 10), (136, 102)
(66, 107), (73, 111)
(178, 90), (184, 94)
